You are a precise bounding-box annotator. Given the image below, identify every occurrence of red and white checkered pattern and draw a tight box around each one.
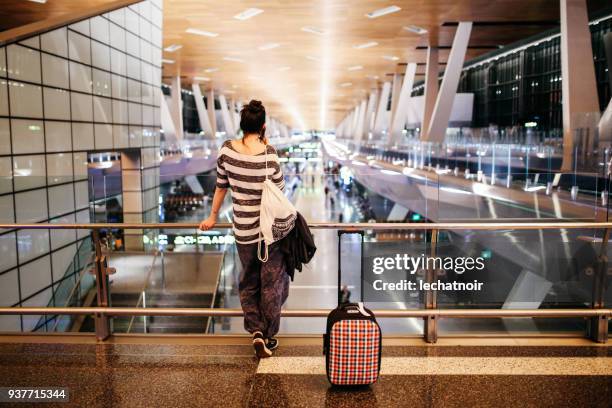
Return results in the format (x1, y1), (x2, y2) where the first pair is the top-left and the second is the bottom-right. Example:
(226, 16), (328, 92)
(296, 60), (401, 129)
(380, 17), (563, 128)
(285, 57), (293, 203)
(328, 319), (380, 385)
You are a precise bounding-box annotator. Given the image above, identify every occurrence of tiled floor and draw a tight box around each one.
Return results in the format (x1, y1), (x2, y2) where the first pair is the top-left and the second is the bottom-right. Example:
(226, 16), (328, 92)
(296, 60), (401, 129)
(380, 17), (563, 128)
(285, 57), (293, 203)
(0, 338), (610, 407)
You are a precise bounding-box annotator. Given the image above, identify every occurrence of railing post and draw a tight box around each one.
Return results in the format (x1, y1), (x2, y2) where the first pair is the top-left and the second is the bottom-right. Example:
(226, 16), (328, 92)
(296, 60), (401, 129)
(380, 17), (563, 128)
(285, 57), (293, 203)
(588, 228), (609, 343)
(424, 229), (438, 343)
(92, 230), (111, 341)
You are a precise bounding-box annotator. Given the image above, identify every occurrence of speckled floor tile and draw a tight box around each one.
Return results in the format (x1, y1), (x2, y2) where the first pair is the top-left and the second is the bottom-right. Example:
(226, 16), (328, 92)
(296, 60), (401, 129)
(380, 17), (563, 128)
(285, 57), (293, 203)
(0, 342), (610, 407)
(248, 374), (612, 408)
(257, 356), (612, 376)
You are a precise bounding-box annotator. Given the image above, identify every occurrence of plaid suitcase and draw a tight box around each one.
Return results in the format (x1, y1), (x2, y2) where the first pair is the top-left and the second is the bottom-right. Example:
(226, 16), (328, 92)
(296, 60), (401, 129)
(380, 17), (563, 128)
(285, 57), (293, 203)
(323, 231), (381, 386)
(323, 303), (381, 386)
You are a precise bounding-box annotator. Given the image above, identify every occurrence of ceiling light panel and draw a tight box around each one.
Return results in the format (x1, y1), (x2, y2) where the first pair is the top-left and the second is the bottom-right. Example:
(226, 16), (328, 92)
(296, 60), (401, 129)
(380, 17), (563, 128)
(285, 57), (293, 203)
(185, 28), (219, 37)
(353, 41), (378, 49)
(404, 25), (428, 35)
(259, 43), (281, 50)
(366, 5), (401, 19)
(164, 44), (182, 52)
(301, 26), (326, 35)
(223, 56), (244, 63)
(277, 66), (291, 71)
(383, 55), (399, 61)
(204, 67), (219, 73)
(306, 55), (321, 62)
(234, 8), (264, 20)
(161, 59), (175, 64)
(348, 65), (363, 71)
(340, 82), (352, 87)
(194, 76), (211, 81)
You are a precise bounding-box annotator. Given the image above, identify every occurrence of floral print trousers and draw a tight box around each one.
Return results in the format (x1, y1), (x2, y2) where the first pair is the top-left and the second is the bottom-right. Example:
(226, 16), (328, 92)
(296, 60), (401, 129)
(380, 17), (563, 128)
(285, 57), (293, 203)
(236, 241), (290, 338)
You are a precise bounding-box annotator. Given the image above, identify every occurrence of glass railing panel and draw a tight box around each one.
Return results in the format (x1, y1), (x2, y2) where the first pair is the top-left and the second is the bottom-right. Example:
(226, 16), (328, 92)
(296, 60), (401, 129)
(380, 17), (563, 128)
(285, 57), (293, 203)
(434, 227), (602, 336)
(436, 172), (601, 221)
(0, 226), (95, 334)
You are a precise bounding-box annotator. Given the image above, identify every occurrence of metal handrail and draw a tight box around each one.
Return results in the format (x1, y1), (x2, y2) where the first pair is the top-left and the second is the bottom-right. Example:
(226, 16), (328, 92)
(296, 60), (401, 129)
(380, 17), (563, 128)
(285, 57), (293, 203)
(125, 250), (160, 334)
(1, 220), (610, 343)
(1, 221), (612, 230)
(1, 307), (610, 318)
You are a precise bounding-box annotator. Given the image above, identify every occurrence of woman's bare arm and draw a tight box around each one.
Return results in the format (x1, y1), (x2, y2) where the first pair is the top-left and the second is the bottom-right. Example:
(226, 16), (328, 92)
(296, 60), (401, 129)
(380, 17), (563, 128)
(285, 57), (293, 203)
(199, 187), (228, 230)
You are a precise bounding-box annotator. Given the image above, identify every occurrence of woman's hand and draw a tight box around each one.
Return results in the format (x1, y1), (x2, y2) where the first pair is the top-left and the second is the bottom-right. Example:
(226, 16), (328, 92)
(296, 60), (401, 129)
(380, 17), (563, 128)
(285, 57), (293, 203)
(199, 215), (216, 231)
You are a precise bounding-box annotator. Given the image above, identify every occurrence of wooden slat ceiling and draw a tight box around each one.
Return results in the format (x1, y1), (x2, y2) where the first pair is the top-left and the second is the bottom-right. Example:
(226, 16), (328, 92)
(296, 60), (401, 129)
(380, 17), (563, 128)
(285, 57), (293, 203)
(1, 0), (610, 129)
(162, 0), (611, 129)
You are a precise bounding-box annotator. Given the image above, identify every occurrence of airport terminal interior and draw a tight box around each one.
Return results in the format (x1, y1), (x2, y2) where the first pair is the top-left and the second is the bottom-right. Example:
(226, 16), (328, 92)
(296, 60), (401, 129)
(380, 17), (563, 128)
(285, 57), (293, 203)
(0, 0), (611, 406)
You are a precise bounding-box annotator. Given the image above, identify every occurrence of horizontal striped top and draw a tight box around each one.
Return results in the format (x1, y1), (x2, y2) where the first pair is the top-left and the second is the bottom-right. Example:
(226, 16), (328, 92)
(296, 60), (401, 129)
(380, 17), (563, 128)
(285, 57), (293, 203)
(216, 140), (285, 244)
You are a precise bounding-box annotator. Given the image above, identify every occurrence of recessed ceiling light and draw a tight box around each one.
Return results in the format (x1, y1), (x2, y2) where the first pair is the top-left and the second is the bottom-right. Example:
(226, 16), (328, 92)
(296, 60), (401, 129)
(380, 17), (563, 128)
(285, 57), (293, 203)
(366, 75), (379, 80)
(223, 56), (244, 63)
(366, 5), (401, 19)
(340, 82), (352, 87)
(224, 89), (237, 94)
(306, 55), (321, 62)
(185, 28), (219, 37)
(404, 25), (428, 35)
(382, 55), (399, 61)
(204, 67), (219, 73)
(161, 59), (175, 64)
(258, 43), (280, 50)
(348, 65), (363, 71)
(353, 41), (378, 49)
(234, 8), (264, 20)
(277, 66), (291, 71)
(194, 76), (211, 81)
(164, 44), (182, 52)
(26, 0), (47, 3)
(301, 26), (326, 35)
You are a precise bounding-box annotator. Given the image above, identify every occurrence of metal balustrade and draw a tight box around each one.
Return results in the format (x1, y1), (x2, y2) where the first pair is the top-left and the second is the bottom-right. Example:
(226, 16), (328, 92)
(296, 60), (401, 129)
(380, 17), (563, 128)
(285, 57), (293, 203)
(0, 221), (610, 343)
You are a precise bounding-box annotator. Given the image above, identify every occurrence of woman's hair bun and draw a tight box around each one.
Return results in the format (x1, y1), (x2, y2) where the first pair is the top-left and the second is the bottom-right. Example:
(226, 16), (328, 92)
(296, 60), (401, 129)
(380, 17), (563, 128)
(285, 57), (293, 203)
(247, 100), (263, 111)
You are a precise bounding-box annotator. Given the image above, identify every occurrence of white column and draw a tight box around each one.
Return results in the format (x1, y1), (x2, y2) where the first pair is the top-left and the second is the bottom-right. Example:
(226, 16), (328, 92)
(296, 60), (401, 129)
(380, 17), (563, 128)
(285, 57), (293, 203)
(354, 100), (367, 142)
(207, 89), (217, 137)
(422, 47), (439, 140)
(192, 83), (213, 137)
(170, 75), (184, 140)
(365, 91), (378, 140)
(218, 93), (235, 137)
(424, 22), (472, 143)
(390, 73), (402, 127)
(373, 82), (392, 138)
(389, 63), (417, 146)
(160, 91), (178, 142)
(350, 107), (360, 137)
(560, 0), (600, 170)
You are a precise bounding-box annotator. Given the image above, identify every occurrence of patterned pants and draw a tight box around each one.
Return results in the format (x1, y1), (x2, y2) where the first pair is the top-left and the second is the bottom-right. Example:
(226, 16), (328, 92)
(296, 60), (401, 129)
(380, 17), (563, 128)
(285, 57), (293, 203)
(236, 241), (290, 338)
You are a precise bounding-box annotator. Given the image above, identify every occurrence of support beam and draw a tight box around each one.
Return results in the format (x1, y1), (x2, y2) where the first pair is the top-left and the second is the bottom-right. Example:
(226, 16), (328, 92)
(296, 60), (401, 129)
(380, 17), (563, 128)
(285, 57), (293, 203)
(349, 107), (359, 138)
(192, 83), (213, 138)
(389, 63), (417, 146)
(422, 47), (439, 140)
(424, 22), (472, 143)
(169, 76), (184, 140)
(207, 89), (217, 137)
(364, 91), (378, 140)
(560, 0), (600, 171)
(355, 99), (367, 142)
(373, 82), (391, 138)
(218, 93), (235, 137)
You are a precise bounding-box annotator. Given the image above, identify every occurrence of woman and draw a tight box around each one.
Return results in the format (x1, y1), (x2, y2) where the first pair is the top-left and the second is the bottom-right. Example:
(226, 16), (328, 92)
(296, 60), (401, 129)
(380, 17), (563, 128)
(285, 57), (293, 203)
(199, 100), (289, 358)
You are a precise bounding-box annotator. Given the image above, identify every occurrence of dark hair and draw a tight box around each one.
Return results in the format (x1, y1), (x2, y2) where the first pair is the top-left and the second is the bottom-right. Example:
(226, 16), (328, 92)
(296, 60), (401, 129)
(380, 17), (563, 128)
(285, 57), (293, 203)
(240, 100), (266, 141)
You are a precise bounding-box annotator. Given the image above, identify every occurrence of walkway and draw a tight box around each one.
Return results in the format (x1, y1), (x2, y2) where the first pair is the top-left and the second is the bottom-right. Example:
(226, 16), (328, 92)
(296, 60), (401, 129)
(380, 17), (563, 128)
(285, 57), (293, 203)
(0, 337), (609, 407)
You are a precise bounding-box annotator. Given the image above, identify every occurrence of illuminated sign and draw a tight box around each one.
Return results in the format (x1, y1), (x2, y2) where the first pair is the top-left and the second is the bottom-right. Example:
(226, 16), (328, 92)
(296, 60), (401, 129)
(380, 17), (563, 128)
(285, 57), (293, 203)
(157, 234), (235, 246)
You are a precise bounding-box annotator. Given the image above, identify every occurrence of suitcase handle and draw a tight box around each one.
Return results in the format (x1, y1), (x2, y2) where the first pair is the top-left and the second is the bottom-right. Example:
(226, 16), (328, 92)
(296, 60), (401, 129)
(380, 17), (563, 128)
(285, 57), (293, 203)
(337, 230), (364, 306)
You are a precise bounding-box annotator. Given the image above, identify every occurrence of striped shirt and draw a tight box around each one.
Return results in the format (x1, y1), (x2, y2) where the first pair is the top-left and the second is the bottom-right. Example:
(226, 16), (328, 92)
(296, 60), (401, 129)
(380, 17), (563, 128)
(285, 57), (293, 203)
(216, 140), (285, 244)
